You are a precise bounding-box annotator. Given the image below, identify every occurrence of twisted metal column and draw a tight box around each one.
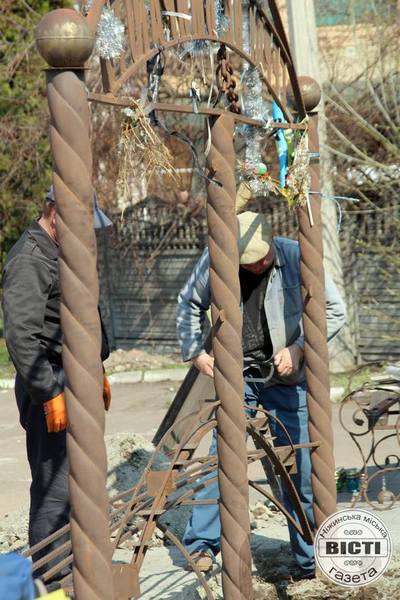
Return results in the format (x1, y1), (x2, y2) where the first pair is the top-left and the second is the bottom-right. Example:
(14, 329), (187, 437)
(46, 68), (115, 599)
(297, 113), (336, 527)
(206, 114), (253, 600)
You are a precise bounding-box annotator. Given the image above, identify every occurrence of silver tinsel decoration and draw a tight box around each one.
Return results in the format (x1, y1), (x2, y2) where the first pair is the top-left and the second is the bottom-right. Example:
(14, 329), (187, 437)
(96, 7), (125, 60)
(215, 0), (230, 35)
(241, 67), (272, 124)
(284, 133), (311, 208)
(238, 66), (274, 194)
(244, 128), (262, 169)
(242, 0), (251, 56)
(244, 129), (271, 195)
(176, 40), (210, 60)
(83, 0), (93, 13)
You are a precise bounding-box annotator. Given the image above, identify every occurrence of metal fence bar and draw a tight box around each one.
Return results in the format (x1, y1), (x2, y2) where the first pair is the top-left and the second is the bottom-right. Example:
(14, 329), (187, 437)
(43, 47), (115, 598)
(206, 113), (253, 600)
(297, 113), (336, 527)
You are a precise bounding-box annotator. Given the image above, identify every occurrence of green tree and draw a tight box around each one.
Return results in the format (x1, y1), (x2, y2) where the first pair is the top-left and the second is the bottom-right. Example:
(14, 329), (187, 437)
(0, 1), (73, 270)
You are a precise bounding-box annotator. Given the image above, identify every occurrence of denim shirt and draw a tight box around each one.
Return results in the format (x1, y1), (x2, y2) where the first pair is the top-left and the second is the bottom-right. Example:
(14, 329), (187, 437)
(176, 237), (346, 386)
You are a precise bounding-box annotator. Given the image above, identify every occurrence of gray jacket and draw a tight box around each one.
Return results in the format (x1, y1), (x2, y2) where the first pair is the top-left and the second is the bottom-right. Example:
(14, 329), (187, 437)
(177, 237), (346, 385)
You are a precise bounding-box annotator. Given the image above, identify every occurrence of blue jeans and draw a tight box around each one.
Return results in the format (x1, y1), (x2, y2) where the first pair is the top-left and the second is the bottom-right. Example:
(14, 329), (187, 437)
(182, 380), (315, 574)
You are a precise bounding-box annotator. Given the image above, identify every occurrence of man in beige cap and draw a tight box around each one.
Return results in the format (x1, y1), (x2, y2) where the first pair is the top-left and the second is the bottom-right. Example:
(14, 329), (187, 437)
(176, 210), (346, 577)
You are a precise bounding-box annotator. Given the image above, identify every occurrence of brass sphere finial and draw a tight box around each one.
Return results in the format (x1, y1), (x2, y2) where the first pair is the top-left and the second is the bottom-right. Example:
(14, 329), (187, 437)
(297, 76), (322, 112)
(287, 76), (322, 113)
(35, 9), (94, 68)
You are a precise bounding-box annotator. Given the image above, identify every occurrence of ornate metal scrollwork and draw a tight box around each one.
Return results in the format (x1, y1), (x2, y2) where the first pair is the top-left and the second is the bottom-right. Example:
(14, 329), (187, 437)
(339, 377), (400, 510)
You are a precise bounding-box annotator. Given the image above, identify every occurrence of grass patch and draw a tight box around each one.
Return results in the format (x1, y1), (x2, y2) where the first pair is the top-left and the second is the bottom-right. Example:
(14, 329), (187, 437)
(330, 362), (388, 401)
(331, 368), (371, 391)
(157, 362), (185, 370)
(0, 339), (15, 379)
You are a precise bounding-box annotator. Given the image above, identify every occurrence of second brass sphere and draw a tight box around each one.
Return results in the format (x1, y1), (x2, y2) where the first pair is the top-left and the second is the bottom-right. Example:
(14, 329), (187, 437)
(287, 76), (322, 113)
(35, 9), (94, 68)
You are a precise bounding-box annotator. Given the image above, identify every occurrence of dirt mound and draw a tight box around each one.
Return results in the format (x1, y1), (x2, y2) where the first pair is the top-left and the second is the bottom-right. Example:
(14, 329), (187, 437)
(0, 507), (29, 554)
(104, 348), (181, 372)
(203, 549), (400, 600)
(1, 433), (399, 598)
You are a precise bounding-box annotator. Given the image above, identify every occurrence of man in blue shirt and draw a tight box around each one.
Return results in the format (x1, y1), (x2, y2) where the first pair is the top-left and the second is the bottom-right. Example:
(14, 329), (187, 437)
(176, 210), (346, 577)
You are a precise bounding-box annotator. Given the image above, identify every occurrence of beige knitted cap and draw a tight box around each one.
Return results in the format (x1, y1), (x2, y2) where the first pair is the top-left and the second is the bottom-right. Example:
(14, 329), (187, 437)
(237, 211), (272, 264)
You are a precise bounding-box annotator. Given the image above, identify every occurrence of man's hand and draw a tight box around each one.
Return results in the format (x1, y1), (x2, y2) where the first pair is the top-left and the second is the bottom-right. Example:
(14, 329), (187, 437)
(43, 393), (67, 433)
(103, 375), (111, 411)
(273, 344), (303, 377)
(191, 353), (214, 378)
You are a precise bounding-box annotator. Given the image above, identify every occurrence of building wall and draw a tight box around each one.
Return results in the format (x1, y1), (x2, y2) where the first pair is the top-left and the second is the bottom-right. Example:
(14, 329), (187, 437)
(277, 0), (399, 83)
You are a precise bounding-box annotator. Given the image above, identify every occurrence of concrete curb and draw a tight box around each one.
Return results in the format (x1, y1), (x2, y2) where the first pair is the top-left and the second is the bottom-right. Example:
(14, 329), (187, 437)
(108, 367), (190, 385)
(143, 368), (189, 383)
(0, 368), (191, 389)
(108, 371), (143, 385)
(0, 374), (347, 397)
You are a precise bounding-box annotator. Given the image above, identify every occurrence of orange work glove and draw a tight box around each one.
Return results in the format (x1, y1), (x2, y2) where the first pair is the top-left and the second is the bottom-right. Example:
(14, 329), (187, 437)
(103, 375), (111, 411)
(43, 393), (67, 433)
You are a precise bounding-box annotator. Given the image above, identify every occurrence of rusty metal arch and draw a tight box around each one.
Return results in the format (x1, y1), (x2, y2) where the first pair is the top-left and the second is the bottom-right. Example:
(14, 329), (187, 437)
(32, 1), (337, 598)
(85, 0), (306, 122)
(25, 401), (318, 598)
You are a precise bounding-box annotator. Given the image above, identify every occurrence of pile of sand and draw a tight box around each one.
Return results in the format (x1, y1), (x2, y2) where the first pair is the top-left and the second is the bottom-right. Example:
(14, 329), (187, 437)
(0, 433), (191, 553)
(203, 543), (400, 600)
(0, 507), (29, 554)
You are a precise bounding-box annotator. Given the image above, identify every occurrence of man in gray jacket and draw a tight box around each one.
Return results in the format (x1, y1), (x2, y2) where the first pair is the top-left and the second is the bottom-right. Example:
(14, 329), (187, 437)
(2, 187), (112, 585)
(176, 211), (346, 577)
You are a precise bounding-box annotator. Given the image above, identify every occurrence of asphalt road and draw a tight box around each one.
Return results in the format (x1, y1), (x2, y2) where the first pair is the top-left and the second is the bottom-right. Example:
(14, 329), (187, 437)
(0, 382), (180, 519)
(1, 381), (399, 550)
